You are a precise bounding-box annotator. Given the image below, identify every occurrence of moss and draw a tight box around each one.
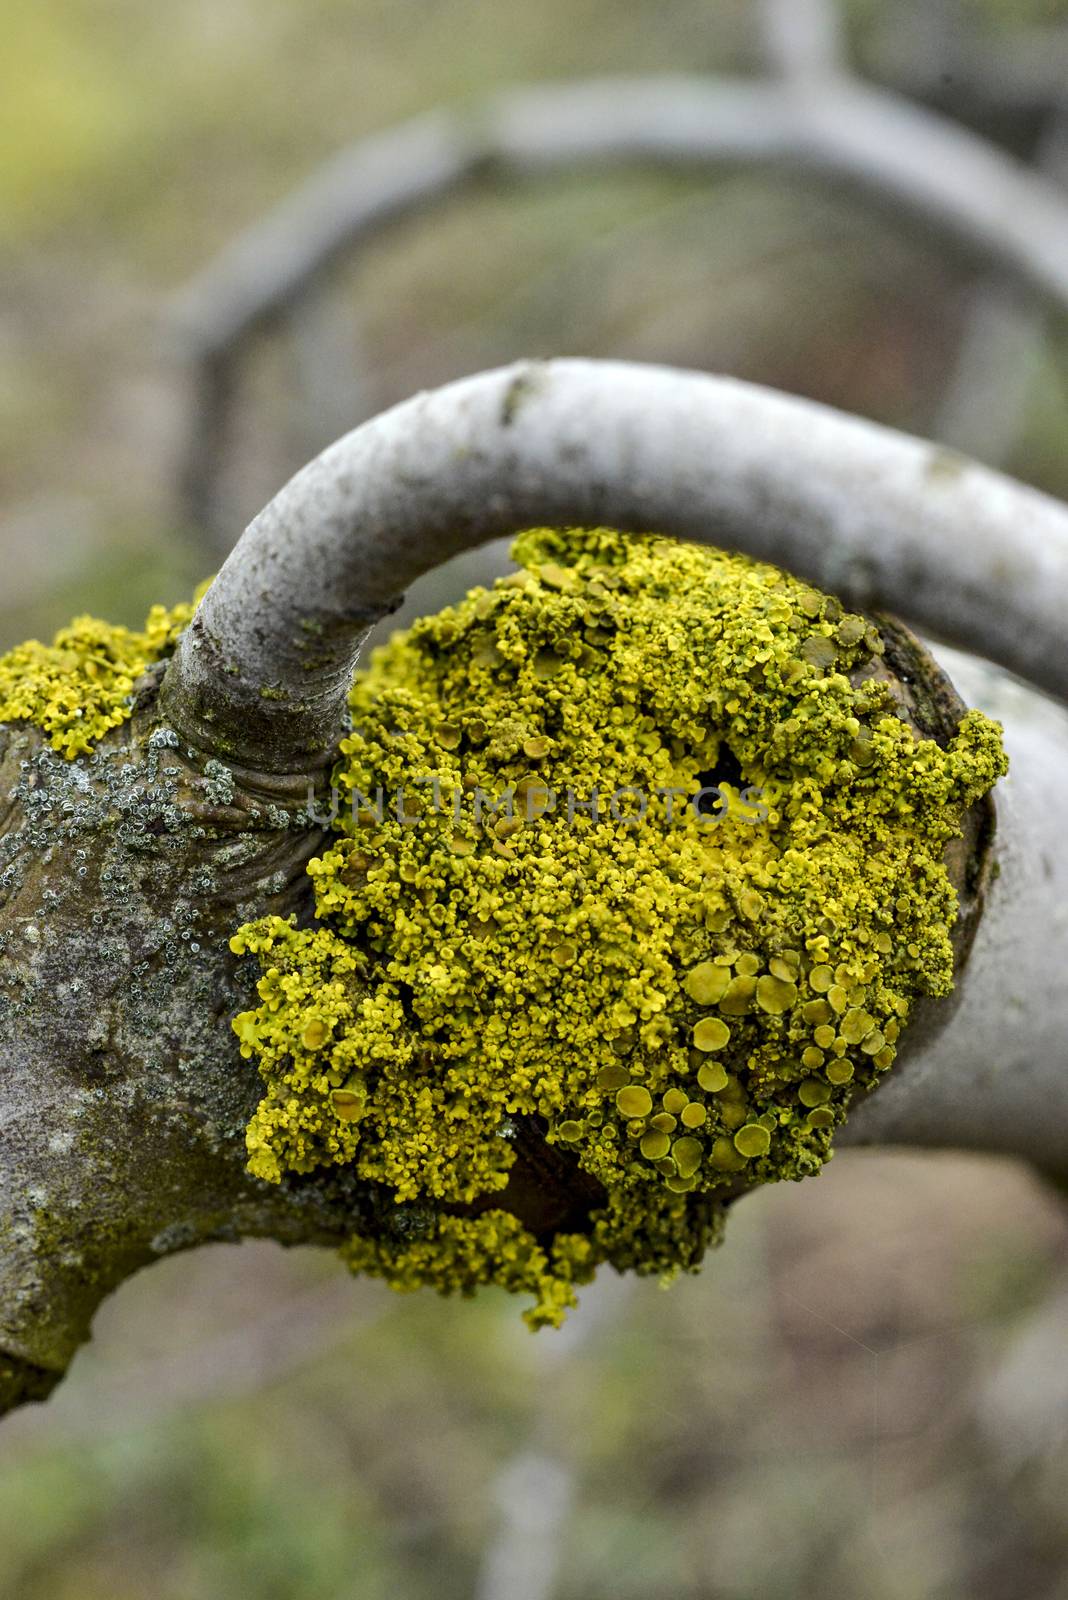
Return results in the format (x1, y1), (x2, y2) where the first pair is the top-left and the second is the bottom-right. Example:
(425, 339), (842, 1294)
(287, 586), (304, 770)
(0, 586), (207, 758)
(231, 528), (1006, 1327)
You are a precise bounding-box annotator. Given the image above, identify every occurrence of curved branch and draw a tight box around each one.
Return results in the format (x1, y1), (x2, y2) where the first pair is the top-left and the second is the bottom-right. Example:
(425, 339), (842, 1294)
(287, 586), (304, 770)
(171, 109), (485, 360)
(162, 357), (1068, 774)
(841, 645), (1068, 1177)
(172, 74), (1068, 361)
(930, 107), (1068, 468)
(492, 78), (1068, 310)
(9, 371), (1068, 1406)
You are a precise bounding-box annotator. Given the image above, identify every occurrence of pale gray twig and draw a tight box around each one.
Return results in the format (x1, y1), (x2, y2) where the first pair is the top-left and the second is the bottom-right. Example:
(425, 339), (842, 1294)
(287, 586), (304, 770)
(175, 78), (1068, 360)
(163, 356), (1068, 776)
(474, 1274), (634, 1600)
(172, 75), (1068, 546)
(758, 0), (846, 83)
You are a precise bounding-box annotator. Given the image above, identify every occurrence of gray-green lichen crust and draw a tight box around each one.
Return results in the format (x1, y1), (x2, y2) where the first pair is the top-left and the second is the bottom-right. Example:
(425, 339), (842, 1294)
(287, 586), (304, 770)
(230, 529), (1007, 1327)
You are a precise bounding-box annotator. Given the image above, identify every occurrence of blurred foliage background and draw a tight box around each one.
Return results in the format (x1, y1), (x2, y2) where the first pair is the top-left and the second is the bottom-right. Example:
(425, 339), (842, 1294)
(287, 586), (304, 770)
(3, 1), (1068, 1596)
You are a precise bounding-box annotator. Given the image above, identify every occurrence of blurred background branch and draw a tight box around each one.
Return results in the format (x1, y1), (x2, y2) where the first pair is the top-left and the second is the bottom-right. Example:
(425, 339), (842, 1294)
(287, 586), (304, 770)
(171, 72), (1068, 552)
(933, 108), (1068, 463)
(758, 0), (847, 81)
(4, 1), (1068, 1595)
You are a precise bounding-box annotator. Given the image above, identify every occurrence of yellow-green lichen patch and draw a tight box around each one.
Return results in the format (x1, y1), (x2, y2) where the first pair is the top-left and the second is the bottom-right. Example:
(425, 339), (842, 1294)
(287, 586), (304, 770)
(0, 589), (206, 757)
(342, 1213), (597, 1332)
(232, 527), (1006, 1327)
(696, 1061), (729, 1094)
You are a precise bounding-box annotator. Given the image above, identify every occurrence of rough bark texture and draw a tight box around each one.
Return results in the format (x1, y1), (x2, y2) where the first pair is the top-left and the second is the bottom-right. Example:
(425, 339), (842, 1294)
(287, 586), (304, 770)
(0, 678), (360, 1415)
(4, 362), (1068, 1420)
(0, 596), (1020, 1420)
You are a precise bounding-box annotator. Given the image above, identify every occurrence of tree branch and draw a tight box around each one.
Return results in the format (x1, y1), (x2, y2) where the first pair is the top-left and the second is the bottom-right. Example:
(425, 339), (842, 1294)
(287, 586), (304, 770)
(161, 356), (1068, 1174)
(758, 0), (847, 82)
(491, 78), (1068, 310)
(172, 74), (1068, 547)
(172, 75), (1068, 360)
(0, 716), (362, 1413)
(841, 644), (1068, 1177)
(7, 364), (1068, 1416)
(171, 110), (485, 359)
(162, 357), (1068, 776)
(931, 105), (1068, 469)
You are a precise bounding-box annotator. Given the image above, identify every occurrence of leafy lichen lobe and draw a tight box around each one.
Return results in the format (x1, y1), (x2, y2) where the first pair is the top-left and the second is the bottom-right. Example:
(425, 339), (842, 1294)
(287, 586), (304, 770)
(232, 530), (1006, 1327)
(0, 593), (203, 758)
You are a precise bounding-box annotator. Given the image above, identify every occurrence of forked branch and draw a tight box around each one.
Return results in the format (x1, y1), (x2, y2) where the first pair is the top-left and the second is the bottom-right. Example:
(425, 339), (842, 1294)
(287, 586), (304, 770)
(5, 361), (1068, 1420)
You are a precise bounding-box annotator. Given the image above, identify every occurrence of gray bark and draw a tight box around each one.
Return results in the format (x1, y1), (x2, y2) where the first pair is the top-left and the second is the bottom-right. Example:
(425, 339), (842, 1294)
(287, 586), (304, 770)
(162, 358), (1068, 774)
(0, 699), (360, 1411)
(5, 360), (1068, 1417)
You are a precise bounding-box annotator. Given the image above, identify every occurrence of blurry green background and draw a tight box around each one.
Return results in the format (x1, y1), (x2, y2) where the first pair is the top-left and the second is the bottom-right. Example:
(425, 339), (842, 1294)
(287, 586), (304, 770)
(3, 2), (1068, 1596)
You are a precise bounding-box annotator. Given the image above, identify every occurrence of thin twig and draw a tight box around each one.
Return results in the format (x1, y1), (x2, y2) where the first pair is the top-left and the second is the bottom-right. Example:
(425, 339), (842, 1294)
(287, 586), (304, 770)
(758, 0), (847, 82)
(934, 109), (1068, 468)
(173, 78), (1068, 354)
(474, 1275), (635, 1600)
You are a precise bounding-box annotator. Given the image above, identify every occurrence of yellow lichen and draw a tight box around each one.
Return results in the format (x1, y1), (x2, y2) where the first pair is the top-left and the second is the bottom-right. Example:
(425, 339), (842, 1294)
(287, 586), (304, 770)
(231, 527), (1006, 1327)
(0, 587), (208, 757)
(342, 1213), (597, 1331)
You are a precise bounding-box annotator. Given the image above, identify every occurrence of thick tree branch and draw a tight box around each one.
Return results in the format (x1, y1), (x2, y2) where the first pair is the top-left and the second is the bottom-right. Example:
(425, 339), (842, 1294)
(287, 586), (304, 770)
(162, 357), (1068, 776)
(0, 714), (363, 1412)
(8, 364), (1068, 1417)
